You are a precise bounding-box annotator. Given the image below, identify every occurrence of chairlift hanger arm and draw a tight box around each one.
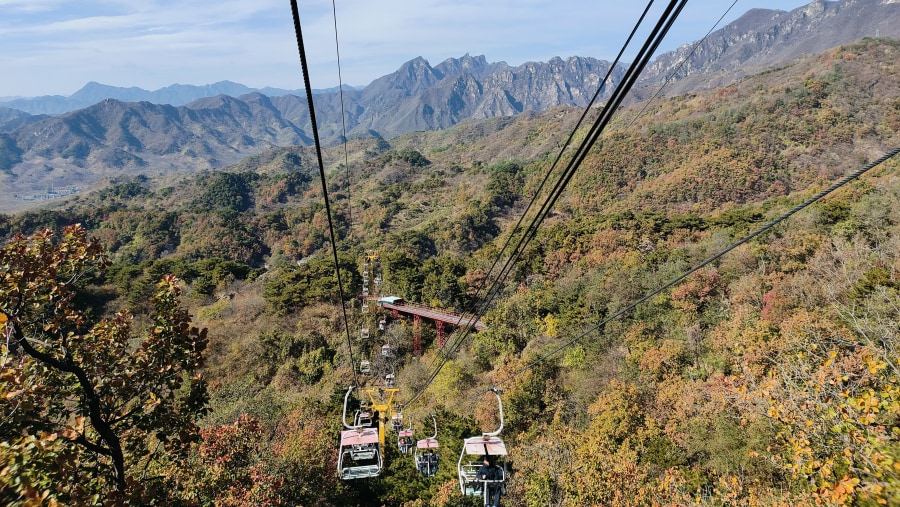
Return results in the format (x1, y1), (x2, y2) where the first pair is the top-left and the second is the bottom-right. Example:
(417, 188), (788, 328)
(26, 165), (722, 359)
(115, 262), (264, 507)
(483, 388), (504, 437)
(342, 385), (359, 430)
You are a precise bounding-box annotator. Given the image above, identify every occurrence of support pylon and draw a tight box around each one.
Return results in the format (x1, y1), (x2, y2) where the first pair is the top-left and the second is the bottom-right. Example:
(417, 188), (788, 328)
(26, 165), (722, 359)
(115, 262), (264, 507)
(413, 314), (422, 357)
(435, 320), (445, 348)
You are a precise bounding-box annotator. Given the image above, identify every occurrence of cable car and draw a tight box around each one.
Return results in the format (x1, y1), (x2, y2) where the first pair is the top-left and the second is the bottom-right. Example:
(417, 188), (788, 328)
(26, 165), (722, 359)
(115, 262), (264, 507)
(339, 429), (382, 480)
(458, 389), (508, 504)
(359, 359), (371, 374)
(398, 428), (414, 454)
(415, 414), (440, 477)
(385, 373), (396, 388)
(361, 328), (370, 340)
(338, 387), (382, 480)
(390, 411), (403, 432)
(356, 405), (374, 428)
(379, 318), (386, 331)
(381, 343), (392, 357)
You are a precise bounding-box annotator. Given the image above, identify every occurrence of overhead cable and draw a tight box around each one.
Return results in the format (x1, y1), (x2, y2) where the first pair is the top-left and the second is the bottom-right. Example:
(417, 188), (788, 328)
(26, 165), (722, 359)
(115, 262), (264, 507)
(289, 0), (359, 388)
(405, 0), (689, 407)
(620, 0), (739, 130)
(473, 147), (900, 399)
(331, 0), (354, 234)
(423, 0), (657, 376)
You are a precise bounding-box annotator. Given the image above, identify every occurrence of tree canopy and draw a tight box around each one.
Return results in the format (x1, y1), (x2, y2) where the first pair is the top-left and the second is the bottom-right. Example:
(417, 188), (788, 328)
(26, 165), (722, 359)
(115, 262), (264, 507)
(0, 225), (208, 504)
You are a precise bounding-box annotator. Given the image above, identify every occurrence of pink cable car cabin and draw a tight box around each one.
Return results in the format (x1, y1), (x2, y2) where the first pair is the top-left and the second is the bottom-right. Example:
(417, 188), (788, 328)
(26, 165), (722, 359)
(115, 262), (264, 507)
(458, 389), (507, 500)
(415, 437), (440, 477)
(458, 436), (507, 496)
(398, 428), (414, 454)
(338, 386), (383, 480)
(339, 428), (382, 480)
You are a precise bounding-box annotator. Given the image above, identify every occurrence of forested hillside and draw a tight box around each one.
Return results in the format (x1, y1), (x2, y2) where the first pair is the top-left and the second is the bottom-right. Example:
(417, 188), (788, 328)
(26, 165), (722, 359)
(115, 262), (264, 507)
(2, 39), (900, 505)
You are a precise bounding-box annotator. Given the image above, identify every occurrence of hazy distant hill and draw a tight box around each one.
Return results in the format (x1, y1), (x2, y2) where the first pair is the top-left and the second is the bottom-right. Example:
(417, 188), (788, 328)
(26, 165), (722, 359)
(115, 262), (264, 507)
(0, 107), (46, 132)
(0, 81), (317, 116)
(3, 96), (312, 186)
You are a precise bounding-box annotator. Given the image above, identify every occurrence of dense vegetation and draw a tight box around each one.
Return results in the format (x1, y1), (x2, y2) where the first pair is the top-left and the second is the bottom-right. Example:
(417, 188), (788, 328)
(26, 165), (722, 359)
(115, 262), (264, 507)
(2, 39), (900, 505)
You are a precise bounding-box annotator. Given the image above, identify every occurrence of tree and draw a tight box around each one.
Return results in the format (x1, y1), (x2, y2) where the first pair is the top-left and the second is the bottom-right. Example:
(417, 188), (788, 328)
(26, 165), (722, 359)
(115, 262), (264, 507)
(262, 253), (358, 314)
(192, 171), (257, 212)
(0, 225), (208, 504)
(177, 415), (284, 506)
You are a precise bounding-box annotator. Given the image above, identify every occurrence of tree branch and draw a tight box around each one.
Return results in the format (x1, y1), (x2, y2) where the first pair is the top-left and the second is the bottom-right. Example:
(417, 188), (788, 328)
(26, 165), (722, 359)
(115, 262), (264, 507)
(6, 314), (128, 494)
(74, 434), (113, 457)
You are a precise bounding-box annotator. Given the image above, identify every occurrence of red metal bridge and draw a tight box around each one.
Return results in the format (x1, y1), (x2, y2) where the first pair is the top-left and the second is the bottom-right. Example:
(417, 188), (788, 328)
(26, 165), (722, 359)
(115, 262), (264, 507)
(375, 296), (487, 355)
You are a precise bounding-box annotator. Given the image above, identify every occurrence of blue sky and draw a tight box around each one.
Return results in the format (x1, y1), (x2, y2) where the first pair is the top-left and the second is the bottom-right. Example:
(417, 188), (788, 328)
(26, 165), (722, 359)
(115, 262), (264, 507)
(0, 0), (812, 98)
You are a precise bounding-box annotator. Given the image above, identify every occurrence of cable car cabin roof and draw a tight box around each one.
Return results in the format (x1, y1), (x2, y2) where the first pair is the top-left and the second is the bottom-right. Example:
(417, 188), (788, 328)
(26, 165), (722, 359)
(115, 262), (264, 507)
(398, 429), (413, 437)
(341, 429), (380, 446)
(461, 436), (507, 456)
(378, 296), (404, 305)
(417, 438), (439, 449)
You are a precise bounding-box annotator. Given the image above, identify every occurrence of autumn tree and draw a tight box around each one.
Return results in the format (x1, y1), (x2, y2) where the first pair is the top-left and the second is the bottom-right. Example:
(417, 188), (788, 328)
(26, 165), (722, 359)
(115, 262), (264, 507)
(176, 415), (284, 506)
(0, 225), (208, 505)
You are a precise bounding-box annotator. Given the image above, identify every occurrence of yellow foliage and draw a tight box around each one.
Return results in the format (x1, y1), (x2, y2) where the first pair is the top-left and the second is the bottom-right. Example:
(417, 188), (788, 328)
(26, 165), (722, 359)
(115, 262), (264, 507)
(542, 313), (559, 338)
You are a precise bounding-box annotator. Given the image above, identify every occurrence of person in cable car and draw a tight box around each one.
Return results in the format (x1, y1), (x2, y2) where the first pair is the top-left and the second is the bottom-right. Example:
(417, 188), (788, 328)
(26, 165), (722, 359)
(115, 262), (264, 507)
(418, 449), (439, 475)
(356, 409), (372, 427)
(429, 450), (439, 470)
(475, 455), (503, 507)
(399, 435), (413, 454)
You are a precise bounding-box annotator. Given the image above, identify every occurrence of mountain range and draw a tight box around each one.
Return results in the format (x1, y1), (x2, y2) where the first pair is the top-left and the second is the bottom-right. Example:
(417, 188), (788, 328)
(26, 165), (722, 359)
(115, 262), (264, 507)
(0, 81), (359, 116)
(0, 0), (898, 211)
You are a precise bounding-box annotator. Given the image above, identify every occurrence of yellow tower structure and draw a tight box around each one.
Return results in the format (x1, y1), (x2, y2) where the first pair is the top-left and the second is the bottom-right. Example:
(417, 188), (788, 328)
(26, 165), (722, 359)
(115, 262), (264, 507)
(364, 387), (399, 449)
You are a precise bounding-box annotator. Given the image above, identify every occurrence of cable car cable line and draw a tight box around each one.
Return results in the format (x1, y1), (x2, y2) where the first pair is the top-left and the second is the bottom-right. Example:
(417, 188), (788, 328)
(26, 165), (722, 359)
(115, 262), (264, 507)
(420, 0), (658, 380)
(618, 0), (739, 132)
(438, 0), (740, 380)
(406, 0), (689, 408)
(463, 147), (900, 401)
(415, 0), (660, 396)
(410, 0), (751, 410)
(330, 0), (354, 235)
(289, 0), (359, 388)
(446, 0), (685, 357)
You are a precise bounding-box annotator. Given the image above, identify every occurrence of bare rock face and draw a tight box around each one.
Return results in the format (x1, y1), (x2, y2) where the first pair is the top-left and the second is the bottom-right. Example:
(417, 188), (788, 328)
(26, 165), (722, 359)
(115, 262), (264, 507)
(634, 0), (900, 97)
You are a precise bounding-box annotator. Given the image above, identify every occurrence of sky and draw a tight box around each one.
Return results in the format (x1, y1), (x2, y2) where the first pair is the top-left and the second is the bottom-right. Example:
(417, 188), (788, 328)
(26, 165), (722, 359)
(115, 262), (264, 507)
(0, 0), (813, 99)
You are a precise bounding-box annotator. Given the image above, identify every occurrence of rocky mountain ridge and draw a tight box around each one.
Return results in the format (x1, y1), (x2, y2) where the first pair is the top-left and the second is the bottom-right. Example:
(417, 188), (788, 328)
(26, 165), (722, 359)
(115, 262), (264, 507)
(634, 0), (900, 96)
